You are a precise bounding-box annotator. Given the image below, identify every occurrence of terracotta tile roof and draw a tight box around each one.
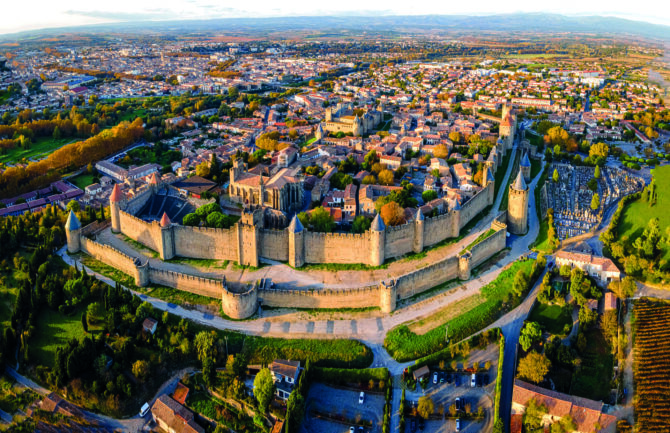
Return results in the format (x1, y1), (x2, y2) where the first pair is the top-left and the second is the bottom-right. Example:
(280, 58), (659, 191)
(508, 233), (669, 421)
(151, 395), (204, 433)
(173, 382), (190, 405)
(555, 251), (620, 275)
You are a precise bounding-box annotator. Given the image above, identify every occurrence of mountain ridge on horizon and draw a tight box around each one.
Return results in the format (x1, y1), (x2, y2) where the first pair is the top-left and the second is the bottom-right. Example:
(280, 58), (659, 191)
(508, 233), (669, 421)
(2, 12), (670, 41)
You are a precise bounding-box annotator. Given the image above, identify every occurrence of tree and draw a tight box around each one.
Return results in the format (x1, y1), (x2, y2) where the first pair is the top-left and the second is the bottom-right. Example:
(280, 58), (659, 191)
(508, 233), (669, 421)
(448, 131), (461, 143)
(591, 193), (600, 211)
(378, 169), (395, 186)
(609, 276), (636, 299)
(380, 202), (405, 227)
(66, 200), (81, 212)
(362, 175), (376, 184)
(351, 215), (371, 234)
(253, 368), (275, 414)
(182, 213), (200, 226)
(518, 351), (551, 384)
(196, 161), (210, 178)
(422, 190), (438, 203)
(307, 207), (335, 233)
(433, 144), (449, 159)
(552, 168), (559, 183)
(520, 322), (543, 352)
(589, 142), (609, 161)
(513, 268), (529, 297)
(417, 396), (434, 419)
(194, 331), (216, 364)
(594, 165), (601, 179)
(132, 360), (150, 382)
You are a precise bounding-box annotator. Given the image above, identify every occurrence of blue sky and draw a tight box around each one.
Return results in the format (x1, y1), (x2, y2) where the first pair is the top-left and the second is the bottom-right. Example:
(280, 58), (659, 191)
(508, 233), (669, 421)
(2, 0), (670, 35)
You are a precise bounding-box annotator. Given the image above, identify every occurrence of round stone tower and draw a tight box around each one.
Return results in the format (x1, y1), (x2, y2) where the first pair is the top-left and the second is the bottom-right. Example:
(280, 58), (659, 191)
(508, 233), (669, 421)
(413, 208), (424, 254)
(65, 210), (81, 253)
(109, 184), (124, 233)
(508, 171), (529, 235)
(369, 213), (386, 267)
(520, 152), (531, 182)
(379, 279), (397, 314)
(288, 215), (305, 268)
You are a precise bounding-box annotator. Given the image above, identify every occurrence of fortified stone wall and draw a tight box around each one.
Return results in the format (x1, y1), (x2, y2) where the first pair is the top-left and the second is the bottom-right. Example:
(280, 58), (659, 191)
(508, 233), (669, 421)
(469, 224), (507, 268)
(124, 186), (154, 215)
(260, 285), (380, 309)
(384, 223), (414, 258)
(260, 229), (289, 262)
(80, 237), (140, 283)
(459, 182), (493, 230)
(303, 231), (370, 264)
(119, 211), (162, 252)
(148, 268), (222, 298)
(423, 211), (457, 247)
(395, 256), (460, 299)
(173, 225), (238, 261)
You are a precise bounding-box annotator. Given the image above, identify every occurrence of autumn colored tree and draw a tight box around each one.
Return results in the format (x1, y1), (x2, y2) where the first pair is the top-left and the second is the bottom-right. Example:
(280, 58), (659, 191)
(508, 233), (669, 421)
(380, 202), (405, 226)
(378, 169), (395, 186)
(518, 351), (551, 384)
(433, 144), (449, 159)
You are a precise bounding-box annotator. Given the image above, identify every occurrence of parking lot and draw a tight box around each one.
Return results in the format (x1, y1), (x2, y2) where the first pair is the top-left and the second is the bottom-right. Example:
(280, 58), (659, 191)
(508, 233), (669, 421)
(403, 345), (497, 433)
(301, 383), (386, 433)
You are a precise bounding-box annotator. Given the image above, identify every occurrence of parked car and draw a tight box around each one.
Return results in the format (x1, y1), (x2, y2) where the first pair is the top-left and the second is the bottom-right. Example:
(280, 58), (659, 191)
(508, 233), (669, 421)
(456, 418), (461, 432)
(359, 391), (365, 404)
(350, 427), (355, 433)
(455, 375), (461, 387)
(433, 372), (438, 384)
(455, 397), (461, 411)
(471, 373), (476, 387)
(139, 402), (150, 417)
(446, 373), (453, 383)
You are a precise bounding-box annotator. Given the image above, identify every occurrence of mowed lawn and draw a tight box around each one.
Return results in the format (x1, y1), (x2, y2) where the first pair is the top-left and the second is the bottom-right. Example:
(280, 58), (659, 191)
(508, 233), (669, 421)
(31, 307), (88, 367)
(618, 165), (670, 260)
(68, 172), (96, 189)
(533, 219), (553, 253)
(528, 303), (573, 335)
(0, 137), (73, 165)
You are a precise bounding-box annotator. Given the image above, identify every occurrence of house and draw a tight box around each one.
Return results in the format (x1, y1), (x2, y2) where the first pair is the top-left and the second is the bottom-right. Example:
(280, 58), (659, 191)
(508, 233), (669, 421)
(172, 176), (220, 198)
(512, 379), (616, 433)
(555, 251), (621, 284)
(604, 292), (617, 311)
(151, 395), (204, 433)
(413, 365), (430, 381)
(173, 382), (190, 405)
(269, 360), (301, 400)
(142, 318), (158, 335)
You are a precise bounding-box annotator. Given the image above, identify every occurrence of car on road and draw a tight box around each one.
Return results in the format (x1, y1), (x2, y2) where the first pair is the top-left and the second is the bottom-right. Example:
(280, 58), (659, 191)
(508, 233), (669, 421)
(456, 418), (461, 432)
(455, 397), (461, 411)
(350, 427), (355, 433)
(471, 373), (476, 387)
(139, 402), (150, 417)
(358, 391), (365, 404)
(433, 372), (438, 384)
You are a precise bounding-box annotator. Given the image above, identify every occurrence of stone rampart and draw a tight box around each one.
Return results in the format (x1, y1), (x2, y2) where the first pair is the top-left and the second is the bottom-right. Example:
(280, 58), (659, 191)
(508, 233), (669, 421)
(459, 182), (493, 230)
(469, 224), (507, 269)
(303, 231), (370, 264)
(260, 229), (289, 262)
(124, 186), (154, 215)
(148, 267), (222, 298)
(80, 237), (141, 284)
(423, 211), (457, 247)
(394, 255), (460, 299)
(173, 225), (238, 261)
(384, 223), (414, 258)
(259, 285), (380, 310)
(119, 211), (162, 252)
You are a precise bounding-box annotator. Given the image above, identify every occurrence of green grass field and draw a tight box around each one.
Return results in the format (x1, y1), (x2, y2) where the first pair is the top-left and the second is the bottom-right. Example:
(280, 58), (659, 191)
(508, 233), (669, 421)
(528, 303), (572, 335)
(31, 307), (88, 367)
(68, 172), (96, 189)
(618, 165), (670, 260)
(0, 137), (73, 165)
(530, 159), (542, 180)
(532, 219), (554, 253)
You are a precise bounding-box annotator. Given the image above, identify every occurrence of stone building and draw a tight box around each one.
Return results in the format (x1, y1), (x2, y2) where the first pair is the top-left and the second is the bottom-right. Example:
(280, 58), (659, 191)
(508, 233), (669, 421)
(228, 159), (304, 214)
(508, 171), (529, 235)
(321, 102), (384, 137)
(520, 152), (531, 182)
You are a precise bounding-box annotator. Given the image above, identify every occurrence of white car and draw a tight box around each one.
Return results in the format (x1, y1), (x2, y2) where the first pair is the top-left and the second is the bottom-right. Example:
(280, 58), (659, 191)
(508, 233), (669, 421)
(433, 372), (438, 384)
(358, 391), (365, 404)
(470, 373), (476, 388)
(456, 418), (461, 432)
(139, 402), (150, 417)
(350, 427), (355, 433)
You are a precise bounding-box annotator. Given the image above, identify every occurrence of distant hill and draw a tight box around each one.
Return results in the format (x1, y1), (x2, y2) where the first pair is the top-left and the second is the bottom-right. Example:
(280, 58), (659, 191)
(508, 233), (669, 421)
(3, 13), (670, 41)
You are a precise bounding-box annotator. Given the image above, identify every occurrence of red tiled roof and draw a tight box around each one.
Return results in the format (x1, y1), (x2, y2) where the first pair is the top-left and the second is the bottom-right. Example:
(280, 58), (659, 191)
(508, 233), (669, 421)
(109, 184), (124, 203)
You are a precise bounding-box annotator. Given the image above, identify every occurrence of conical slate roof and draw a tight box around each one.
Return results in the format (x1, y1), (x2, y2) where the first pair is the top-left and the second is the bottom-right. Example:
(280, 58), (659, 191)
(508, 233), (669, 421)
(371, 213), (385, 232)
(485, 168), (494, 185)
(416, 208), (424, 221)
(520, 152), (531, 167)
(288, 215), (304, 233)
(159, 212), (171, 227)
(512, 170), (527, 190)
(65, 210), (81, 231)
(110, 184), (124, 203)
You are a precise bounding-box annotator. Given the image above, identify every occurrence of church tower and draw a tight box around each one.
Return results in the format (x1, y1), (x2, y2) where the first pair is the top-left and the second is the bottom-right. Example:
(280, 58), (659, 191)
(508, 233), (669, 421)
(507, 171), (529, 235)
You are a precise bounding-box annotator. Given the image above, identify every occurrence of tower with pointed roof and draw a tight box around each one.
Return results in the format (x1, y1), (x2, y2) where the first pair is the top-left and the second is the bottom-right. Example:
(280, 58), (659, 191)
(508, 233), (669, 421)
(520, 152), (531, 182)
(65, 210), (81, 253)
(508, 171), (529, 235)
(413, 208), (424, 254)
(159, 211), (175, 260)
(109, 183), (124, 233)
(353, 114), (362, 137)
(369, 213), (386, 266)
(288, 215), (305, 268)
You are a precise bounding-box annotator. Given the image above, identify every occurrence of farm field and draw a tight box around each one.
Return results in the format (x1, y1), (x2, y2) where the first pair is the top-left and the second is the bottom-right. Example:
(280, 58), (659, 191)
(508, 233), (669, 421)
(633, 298), (670, 432)
(0, 137), (73, 165)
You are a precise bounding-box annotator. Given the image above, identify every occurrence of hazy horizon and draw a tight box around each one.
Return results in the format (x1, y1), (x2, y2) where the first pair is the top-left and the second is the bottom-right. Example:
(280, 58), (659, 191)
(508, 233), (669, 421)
(3, 1), (670, 36)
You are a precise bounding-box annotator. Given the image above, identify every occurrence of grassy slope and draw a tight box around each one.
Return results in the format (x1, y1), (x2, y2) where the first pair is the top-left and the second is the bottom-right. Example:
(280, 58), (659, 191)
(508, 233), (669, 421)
(0, 137), (72, 165)
(618, 165), (670, 260)
(31, 307), (89, 367)
(532, 219), (553, 253)
(385, 259), (535, 361)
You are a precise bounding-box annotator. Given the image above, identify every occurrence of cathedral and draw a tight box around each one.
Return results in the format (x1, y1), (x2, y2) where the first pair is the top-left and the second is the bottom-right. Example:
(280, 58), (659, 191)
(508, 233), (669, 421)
(319, 102), (384, 137)
(228, 159), (304, 214)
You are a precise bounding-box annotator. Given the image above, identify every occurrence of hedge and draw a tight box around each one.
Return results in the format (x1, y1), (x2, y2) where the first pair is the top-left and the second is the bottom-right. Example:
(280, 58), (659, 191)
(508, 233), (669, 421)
(311, 367), (389, 388)
(493, 333), (505, 423)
